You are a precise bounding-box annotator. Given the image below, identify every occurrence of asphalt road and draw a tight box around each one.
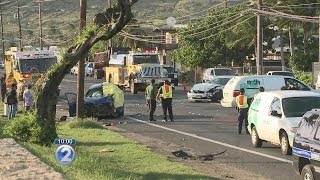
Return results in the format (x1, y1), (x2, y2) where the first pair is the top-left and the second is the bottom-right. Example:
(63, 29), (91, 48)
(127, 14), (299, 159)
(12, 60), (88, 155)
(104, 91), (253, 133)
(56, 74), (299, 179)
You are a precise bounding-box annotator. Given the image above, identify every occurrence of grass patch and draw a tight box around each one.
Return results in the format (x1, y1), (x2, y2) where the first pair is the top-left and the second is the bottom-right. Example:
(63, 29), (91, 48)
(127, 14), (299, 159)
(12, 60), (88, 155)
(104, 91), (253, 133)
(21, 122), (213, 179)
(66, 119), (103, 129)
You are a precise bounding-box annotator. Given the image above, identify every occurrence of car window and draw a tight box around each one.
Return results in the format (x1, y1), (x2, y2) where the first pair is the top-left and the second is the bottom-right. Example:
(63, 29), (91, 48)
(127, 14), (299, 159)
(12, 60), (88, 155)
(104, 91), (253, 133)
(285, 78), (310, 90)
(214, 69), (235, 76)
(282, 97), (320, 117)
(86, 87), (103, 97)
(270, 98), (281, 115)
(296, 121), (317, 139)
(314, 124), (320, 140)
(272, 72), (293, 76)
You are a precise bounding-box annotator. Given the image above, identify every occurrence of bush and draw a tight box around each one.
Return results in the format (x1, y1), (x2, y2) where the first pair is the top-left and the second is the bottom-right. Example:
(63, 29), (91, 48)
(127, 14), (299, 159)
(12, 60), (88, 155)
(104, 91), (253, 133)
(66, 119), (103, 129)
(295, 72), (312, 85)
(4, 113), (57, 146)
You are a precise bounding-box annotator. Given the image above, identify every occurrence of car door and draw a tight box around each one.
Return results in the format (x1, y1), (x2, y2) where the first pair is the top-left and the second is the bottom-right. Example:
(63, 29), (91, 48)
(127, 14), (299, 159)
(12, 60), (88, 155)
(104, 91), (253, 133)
(310, 122), (320, 166)
(263, 97), (282, 143)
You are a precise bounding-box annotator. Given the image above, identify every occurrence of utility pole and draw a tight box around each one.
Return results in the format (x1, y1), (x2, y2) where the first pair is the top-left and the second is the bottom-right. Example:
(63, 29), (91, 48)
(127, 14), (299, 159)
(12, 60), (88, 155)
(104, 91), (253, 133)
(0, 0), (4, 57)
(280, 30), (285, 71)
(256, 0), (263, 75)
(108, 0), (112, 55)
(17, 0), (22, 51)
(38, 1), (43, 50)
(76, 0), (86, 118)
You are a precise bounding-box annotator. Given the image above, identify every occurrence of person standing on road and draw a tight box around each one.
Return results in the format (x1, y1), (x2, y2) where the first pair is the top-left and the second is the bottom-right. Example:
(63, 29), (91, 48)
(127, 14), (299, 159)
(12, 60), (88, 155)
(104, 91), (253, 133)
(5, 83), (18, 119)
(145, 79), (157, 121)
(1, 74), (6, 102)
(23, 84), (33, 112)
(157, 80), (174, 122)
(236, 88), (249, 135)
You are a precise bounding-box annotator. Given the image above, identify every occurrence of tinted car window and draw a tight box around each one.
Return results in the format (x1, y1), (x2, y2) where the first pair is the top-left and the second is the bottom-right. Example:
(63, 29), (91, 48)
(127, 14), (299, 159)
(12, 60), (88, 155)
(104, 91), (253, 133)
(282, 97), (320, 117)
(214, 69), (235, 76)
(273, 72), (294, 77)
(296, 121), (317, 139)
(285, 78), (310, 90)
(209, 77), (231, 85)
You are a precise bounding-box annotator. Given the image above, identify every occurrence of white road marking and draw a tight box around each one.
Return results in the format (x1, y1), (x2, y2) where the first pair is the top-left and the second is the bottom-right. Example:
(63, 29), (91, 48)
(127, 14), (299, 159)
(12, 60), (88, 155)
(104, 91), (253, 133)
(127, 116), (293, 164)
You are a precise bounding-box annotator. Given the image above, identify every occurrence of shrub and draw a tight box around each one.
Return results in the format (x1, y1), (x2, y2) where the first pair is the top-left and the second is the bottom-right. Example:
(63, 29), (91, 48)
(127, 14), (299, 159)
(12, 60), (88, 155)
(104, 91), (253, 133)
(4, 113), (57, 146)
(66, 119), (103, 129)
(295, 72), (312, 85)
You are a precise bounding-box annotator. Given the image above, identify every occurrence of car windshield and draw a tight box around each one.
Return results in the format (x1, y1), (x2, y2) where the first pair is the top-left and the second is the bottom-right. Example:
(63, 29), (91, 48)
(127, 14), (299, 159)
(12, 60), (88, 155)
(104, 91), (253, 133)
(19, 58), (57, 73)
(163, 67), (174, 73)
(132, 55), (159, 64)
(282, 97), (320, 117)
(214, 69), (235, 76)
(208, 77), (231, 85)
(272, 72), (293, 76)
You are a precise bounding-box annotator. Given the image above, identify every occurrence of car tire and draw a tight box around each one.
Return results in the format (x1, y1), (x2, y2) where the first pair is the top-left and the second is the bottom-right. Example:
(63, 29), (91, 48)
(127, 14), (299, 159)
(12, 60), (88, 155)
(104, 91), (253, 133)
(301, 165), (315, 180)
(280, 132), (292, 155)
(251, 126), (263, 147)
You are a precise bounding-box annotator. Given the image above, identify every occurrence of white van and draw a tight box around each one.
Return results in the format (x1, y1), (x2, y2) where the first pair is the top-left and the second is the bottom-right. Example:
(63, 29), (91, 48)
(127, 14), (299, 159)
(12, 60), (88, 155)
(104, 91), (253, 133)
(221, 75), (313, 108)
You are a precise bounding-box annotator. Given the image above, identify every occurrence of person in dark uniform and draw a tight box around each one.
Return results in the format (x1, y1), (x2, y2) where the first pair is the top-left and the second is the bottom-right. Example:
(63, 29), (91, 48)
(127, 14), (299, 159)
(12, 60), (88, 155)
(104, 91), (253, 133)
(145, 79), (157, 121)
(236, 88), (249, 135)
(157, 80), (173, 122)
(0, 73), (6, 102)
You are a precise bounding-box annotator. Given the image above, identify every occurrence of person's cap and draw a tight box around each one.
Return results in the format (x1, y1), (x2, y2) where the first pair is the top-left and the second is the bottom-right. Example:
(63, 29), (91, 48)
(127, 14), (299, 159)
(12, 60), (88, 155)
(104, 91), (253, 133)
(240, 88), (245, 93)
(164, 80), (170, 84)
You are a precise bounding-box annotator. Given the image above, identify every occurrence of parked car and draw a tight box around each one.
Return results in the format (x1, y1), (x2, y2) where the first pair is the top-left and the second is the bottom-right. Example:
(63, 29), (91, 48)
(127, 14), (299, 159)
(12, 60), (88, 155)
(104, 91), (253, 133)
(66, 82), (124, 119)
(267, 71), (294, 77)
(202, 68), (235, 82)
(70, 65), (78, 75)
(162, 65), (178, 86)
(221, 75), (313, 108)
(85, 62), (94, 77)
(247, 91), (320, 155)
(292, 109), (320, 180)
(187, 76), (232, 102)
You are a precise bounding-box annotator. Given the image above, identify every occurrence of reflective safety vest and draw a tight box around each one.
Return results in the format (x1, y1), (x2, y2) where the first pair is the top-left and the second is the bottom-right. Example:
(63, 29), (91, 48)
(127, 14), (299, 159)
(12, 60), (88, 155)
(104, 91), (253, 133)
(5, 77), (16, 89)
(236, 95), (248, 109)
(161, 85), (172, 99)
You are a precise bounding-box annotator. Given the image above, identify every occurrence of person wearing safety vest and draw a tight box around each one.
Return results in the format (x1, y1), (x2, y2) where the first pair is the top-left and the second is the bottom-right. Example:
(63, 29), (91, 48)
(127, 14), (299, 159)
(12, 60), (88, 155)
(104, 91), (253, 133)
(236, 88), (249, 135)
(156, 80), (174, 122)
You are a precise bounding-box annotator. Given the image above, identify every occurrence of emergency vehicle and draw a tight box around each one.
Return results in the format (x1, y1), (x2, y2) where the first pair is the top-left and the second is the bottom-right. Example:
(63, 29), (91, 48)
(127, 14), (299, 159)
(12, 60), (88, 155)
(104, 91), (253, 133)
(4, 47), (57, 83)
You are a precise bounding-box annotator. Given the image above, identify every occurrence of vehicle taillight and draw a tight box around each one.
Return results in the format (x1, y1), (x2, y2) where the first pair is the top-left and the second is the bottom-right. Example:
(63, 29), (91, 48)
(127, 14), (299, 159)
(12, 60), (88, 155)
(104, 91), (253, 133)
(233, 90), (240, 97)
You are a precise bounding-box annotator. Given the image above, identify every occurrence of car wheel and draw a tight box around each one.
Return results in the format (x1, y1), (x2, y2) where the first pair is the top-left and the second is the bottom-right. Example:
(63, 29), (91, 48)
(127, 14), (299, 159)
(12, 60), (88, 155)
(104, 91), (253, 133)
(301, 165), (315, 180)
(251, 126), (263, 147)
(280, 132), (292, 155)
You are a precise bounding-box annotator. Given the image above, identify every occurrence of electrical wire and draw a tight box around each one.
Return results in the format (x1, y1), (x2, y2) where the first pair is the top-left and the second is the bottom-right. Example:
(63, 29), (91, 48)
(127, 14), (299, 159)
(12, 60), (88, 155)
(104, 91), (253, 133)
(199, 15), (255, 41)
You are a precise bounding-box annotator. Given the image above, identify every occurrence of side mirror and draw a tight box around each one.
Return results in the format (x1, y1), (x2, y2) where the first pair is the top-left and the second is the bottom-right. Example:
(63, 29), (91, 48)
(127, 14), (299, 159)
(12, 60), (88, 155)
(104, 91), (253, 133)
(271, 110), (282, 118)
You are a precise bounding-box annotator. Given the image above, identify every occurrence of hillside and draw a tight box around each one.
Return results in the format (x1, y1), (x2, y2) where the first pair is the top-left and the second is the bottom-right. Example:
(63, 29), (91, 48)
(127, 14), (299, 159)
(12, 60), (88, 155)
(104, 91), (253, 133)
(1, 0), (230, 48)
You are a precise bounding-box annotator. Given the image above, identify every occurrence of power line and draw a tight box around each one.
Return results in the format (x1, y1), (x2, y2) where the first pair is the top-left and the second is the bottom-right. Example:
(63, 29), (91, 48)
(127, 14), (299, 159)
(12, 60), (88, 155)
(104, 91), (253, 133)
(199, 15), (255, 41)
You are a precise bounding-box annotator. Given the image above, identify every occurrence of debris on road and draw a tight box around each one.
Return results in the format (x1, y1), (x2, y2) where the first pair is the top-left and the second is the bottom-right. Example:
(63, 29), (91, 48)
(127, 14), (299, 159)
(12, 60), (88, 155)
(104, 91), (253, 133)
(99, 149), (114, 153)
(172, 150), (227, 161)
(103, 123), (115, 126)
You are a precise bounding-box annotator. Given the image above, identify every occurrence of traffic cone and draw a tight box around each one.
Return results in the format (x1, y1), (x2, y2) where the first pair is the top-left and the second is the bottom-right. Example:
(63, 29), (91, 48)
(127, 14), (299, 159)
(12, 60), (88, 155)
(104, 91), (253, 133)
(183, 81), (187, 93)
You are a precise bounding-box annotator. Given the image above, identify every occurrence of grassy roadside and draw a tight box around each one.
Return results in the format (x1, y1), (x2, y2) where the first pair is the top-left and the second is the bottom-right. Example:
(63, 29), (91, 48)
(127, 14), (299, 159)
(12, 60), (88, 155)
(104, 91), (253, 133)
(1, 117), (214, 179)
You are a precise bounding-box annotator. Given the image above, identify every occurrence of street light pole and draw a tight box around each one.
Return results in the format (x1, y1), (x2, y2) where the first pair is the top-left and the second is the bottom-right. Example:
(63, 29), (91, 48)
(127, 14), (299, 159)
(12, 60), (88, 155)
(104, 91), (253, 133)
(38, 1), (43, 50)
(17, 0), (22, 51)
(108, 0), (112, 55)
(256, 0), (263, 75)
(0, 0), (4, 57)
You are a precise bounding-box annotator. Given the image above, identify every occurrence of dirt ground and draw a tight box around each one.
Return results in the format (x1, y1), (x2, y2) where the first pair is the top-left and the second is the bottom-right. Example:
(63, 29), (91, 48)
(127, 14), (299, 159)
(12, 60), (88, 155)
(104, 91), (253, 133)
(0, 138), (65, 180)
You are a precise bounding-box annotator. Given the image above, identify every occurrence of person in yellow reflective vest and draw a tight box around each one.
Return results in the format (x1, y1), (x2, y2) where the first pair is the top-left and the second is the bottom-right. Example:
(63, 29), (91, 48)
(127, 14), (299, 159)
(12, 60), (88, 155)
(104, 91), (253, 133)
(236, 88), (249, 135)
(157, 80), (173, 122)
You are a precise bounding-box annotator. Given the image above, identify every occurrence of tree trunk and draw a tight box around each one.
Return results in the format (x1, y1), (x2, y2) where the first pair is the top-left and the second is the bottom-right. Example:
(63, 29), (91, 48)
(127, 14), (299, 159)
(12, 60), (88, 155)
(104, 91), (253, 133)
(280, 30), (285, 71)
(288, 27), (294, 56)
(34, 0), (136, 144)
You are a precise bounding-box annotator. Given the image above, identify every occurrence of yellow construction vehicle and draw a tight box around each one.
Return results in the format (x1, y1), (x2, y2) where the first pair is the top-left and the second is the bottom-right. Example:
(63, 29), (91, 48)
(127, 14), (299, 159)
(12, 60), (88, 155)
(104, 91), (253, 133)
(4, 47), (57, 83)
(105, 52), (170, 94)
